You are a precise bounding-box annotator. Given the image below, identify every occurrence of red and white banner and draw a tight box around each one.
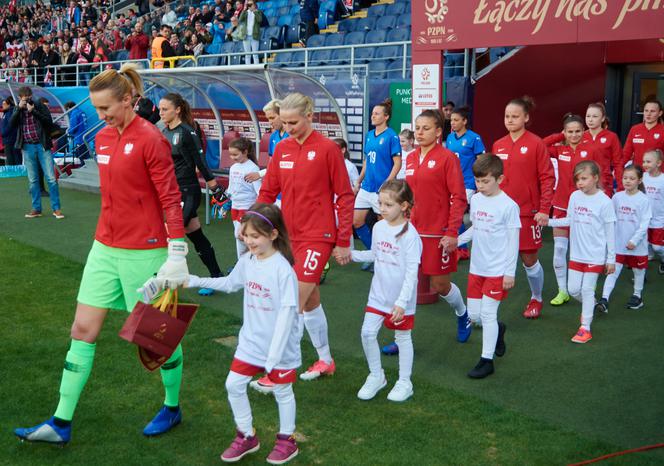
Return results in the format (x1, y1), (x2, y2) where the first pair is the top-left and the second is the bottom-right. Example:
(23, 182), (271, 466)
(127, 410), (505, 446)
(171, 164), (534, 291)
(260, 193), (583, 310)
(413, 1), (664, 50)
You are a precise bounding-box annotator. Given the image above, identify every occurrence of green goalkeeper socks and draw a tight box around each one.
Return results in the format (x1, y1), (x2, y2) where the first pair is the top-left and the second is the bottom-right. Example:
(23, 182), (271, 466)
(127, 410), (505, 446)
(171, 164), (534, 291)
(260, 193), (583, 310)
(160, 344), (183, 408)
(54, 339), (96, 421)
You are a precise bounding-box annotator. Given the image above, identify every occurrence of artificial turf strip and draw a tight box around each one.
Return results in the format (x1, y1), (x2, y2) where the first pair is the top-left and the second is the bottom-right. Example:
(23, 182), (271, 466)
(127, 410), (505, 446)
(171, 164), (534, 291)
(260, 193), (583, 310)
(1, 178), (663, 464)
(1, 235), (661, 466)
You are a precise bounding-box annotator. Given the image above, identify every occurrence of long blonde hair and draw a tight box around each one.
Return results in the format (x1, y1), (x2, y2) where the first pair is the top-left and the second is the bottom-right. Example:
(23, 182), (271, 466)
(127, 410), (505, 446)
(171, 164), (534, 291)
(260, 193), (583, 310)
(89, 63), (143, 100)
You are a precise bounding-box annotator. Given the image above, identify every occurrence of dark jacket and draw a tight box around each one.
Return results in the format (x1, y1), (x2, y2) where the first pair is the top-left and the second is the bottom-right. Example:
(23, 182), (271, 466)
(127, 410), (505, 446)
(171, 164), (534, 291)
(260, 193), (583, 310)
(300, 0), (319, 22)
(9, 99), (54, 150)
(1, 105), (18, 148)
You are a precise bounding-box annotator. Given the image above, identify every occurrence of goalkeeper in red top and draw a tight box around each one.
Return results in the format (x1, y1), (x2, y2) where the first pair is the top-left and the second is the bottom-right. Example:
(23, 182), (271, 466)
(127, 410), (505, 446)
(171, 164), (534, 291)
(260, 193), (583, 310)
(492, 96), (555, 319)
(255, 92), (354, 391)
(15, 64), (191, 445)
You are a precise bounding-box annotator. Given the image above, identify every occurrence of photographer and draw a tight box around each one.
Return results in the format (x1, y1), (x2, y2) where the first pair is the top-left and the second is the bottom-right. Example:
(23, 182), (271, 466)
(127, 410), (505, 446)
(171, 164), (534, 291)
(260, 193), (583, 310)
(9, 87), (64, 219)
(238, 0), (263, 64)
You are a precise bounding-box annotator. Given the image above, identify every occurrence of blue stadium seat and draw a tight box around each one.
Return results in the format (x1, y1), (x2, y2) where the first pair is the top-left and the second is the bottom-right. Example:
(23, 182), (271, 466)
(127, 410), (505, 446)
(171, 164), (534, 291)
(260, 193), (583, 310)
(376, 15), (397, 30)
(268, 15), (279, 26)
(259, 0), (273, 9)
(367, 4), (387, 17)
(331, 48), (350, 65)
(291, 13), (301, 25)
(387, 28), (410, 42)
(289, 4), (300, 15)
(205, 43), (221, 55)
(289, 0), (299, 4)
(274, 51), (295, 67)
(396, 14), (411, 29)
(385, 2), (407, 15)
(310, 49), (332, 67)
(220, 41), (235, 65)
(375, 45), (400, 61)
(324, 33), (345, 47)
(115, 50), (129, 61)
(275, 0), (288, 8)
(354, 47), (375, 63)
(284, 23), (302, 44)
(368, 60), (388, 79)
(344, 31), (366, 46)
(365, 29), (387, 44)
(277, 6), (290, 16)
(230, 42), (245, 65)
(355, 16), (376, 31)
(263, 25), (283, 46)
(386, 59), (408, 79)
(277, 14), (293, 27)
(337, 19), (356, 33)
(264, 8), (276, 18)
(306, 34), (326, 48)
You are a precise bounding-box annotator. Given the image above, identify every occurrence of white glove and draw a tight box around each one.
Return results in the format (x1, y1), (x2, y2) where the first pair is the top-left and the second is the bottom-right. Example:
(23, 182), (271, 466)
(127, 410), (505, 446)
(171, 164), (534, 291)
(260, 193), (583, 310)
(137, 276), (164, 303)
(156, 241), (189, 289)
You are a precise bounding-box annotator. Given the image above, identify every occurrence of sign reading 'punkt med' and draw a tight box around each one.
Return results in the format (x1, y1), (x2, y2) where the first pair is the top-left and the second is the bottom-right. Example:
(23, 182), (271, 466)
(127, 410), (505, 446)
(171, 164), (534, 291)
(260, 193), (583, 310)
(413, 0), (664, 50)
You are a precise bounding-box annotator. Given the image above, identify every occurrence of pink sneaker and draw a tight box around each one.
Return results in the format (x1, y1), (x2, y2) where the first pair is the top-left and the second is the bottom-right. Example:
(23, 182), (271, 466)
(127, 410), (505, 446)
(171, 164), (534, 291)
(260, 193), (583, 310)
(220, 429), (260, 463)
(249, 375), (275, 395)
(266, 434), (299, 465)
(571, 327), (592, 344)
(299, 359), (336, 381)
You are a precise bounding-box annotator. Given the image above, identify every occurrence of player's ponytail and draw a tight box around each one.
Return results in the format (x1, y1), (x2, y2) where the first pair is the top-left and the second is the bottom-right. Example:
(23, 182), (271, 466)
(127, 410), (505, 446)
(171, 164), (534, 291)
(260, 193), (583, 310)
(379, 179), (414, 239)
(161, 92), (195, 128)
(241, 203), (294, 265)
(229, 137), (258, 165)
(89, 62), (142, 100)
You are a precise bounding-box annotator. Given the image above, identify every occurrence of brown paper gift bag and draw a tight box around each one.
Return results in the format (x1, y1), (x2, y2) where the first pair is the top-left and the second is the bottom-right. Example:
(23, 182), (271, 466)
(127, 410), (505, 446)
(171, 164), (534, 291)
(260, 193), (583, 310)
(119, 289), (199, 371)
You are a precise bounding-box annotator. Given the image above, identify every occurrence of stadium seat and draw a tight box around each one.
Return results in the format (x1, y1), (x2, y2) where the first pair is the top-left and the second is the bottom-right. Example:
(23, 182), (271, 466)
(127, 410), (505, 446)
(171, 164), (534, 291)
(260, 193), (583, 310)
(367, 4), (387, 17)
(385, 2), (407, 15)
(259, 0), (273, 9)
(310, 49), (332, 66)
(306, 34), (326, 48)
(288, 0), (299, 4)
(268, 15), (279, 26)
(386, 59), (408, 79)
(291, 13), (301, 25)
(264, 8), (276, 17)
(277, 14), (293, 27)
(289, 4), (300, 15)
(375, 45), (400, 61)
(368, 60), (388, 79)
(376, 15), (397, 31)
(324, 33), (345, 47)
(337, 19), (356, 33)
(275, 0), (288, 8)
(284, 23), (302, 44)
(277, 7), (290, 17)
(344, 31), (366, 46)
(354, 46), (375, 63)
(331, 48), (351, 65)
(387, 28), (410, 42)
(396, 14), (411, 29)
(230, 41), (245, 65)
(365, 29), (387, 44)
(220, 41), (235, 65)
(263, 25), (283, 47)
(355, 16), (376, 31)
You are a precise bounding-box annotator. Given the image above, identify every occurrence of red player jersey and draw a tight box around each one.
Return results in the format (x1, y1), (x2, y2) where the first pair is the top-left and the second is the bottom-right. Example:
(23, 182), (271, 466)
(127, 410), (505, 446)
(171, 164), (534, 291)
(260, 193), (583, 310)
(257, 130), (354, 247)
(492, 130), (555, 217)
(404, 143), (467, 237)
(583, 129), (623, 192)
(94, 116), (184, 249)
(623, 122), (664, 168)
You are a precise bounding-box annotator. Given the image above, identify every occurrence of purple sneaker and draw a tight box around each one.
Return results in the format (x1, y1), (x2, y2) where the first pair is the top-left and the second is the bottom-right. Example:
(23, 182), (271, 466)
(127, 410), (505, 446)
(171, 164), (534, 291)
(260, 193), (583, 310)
(220, 430), (260, 463)
(266, 434), (299, 464)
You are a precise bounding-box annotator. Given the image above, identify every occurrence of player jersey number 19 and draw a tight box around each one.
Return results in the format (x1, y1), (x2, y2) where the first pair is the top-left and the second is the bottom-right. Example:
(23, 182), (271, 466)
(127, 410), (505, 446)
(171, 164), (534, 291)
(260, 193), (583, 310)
(368, 151), (377, 164)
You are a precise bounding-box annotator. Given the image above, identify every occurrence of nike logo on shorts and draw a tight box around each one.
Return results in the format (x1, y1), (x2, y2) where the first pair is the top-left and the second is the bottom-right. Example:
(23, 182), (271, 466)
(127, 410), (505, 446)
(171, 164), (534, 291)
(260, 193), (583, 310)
(100, 145), (109, 150)
(278, 370), (293, 378)
(303, 270), (315, 276)
(489, 290), (501, 295)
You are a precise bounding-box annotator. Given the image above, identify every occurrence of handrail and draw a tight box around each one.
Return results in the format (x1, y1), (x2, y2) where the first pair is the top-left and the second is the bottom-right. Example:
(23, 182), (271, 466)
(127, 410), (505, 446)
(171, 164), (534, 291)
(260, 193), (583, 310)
(150, 55), (197, 69)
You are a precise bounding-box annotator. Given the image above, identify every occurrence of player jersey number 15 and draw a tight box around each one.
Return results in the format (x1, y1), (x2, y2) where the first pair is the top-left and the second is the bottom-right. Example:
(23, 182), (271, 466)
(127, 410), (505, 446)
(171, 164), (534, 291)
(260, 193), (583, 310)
(304, 249), (321, 273)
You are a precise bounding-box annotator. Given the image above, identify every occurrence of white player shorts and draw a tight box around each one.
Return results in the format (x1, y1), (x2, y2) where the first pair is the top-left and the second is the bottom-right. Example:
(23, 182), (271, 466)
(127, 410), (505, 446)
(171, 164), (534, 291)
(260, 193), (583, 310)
(354, 188), (380, 214)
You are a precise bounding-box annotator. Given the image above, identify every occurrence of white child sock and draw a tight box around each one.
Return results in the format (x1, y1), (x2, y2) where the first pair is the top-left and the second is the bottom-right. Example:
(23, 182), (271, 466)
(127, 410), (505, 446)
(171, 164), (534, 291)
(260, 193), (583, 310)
(304, 304), (332, 363)
(524, 261), (544, 301)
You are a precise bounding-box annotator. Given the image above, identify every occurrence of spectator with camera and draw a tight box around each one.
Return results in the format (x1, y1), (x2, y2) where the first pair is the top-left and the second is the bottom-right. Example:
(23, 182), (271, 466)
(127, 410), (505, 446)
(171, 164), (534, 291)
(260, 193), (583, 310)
(125, 21), (150, 60)
(9, 87), (64, 219)
(239, 0), (263, 64)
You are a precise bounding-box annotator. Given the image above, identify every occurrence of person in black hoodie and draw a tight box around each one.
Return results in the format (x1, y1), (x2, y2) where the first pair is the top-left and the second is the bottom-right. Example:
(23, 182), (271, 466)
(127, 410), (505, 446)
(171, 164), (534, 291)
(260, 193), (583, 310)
(1, 96), (21, 165)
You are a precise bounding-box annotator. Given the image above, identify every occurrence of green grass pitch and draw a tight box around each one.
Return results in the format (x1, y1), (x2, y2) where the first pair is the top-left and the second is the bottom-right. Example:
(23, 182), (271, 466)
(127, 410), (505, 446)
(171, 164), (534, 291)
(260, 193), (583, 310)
(0, 178), (662, 465)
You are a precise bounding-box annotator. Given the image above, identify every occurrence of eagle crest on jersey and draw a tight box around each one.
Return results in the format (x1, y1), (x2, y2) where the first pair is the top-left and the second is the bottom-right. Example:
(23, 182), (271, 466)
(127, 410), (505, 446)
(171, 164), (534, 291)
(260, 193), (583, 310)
(124, 143), (134, 155)
(425, 0), (448, 24)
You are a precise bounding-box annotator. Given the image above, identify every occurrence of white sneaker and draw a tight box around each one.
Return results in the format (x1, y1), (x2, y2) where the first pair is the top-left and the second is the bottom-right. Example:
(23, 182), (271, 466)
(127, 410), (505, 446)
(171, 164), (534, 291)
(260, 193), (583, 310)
(387, 380), (413, 402)
(357, 372), (387, 400)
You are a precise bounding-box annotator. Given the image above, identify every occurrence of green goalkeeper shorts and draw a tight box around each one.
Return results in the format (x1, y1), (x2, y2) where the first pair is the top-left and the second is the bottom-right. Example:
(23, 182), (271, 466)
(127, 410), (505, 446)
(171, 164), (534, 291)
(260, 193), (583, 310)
(77, 240), (167, 312)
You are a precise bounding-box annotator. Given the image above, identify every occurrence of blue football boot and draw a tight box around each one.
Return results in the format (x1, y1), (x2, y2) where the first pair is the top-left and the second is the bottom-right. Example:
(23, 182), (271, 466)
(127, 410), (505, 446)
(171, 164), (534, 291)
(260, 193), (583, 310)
(15, 417), (71, 445)
(143, 406), (182, 437)
(381, 342), (399, 355)
(457, 311), (472, 343)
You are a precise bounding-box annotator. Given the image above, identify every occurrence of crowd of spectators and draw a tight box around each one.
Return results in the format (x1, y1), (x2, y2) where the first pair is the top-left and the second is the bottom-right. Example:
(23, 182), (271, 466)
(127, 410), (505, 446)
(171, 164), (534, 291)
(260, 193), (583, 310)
(0, 0), (265, 85)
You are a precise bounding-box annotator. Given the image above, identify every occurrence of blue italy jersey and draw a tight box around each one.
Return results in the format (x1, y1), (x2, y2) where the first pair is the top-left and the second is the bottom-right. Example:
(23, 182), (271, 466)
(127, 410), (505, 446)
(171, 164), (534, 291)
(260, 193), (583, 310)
(361, 127), (401, 193)
(269, 130), (288, 157)
(446, 129), (486, 190)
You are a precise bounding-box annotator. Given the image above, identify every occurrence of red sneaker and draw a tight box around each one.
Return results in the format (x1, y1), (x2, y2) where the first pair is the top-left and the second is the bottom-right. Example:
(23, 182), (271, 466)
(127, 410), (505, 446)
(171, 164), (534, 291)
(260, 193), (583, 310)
(249, 375), (275, 395)
(571, 327), (592, 344)
(220, 430), (260, 463)
(299, 359), (335, 381)
(522, 299), (543, 319)
(266, 434), (299, 464)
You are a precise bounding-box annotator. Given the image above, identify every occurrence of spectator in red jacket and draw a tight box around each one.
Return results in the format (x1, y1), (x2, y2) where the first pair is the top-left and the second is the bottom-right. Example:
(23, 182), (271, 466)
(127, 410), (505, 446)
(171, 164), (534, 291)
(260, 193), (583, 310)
(125, 21), (149, 60)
